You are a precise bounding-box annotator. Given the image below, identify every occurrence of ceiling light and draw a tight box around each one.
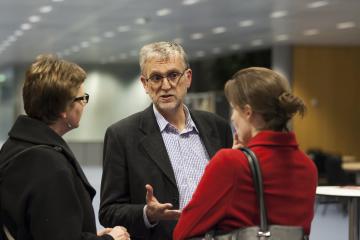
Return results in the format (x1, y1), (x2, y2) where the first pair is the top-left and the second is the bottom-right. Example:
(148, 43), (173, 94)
(275, 34), (289, 41)
(14, 30), (23, 37)
(63, 49), (71, 56)
(119, 53), (128, 60)
(156, 8), (172, 17)
(195, 51), (205, 57)
(173, 38), (183, 44)
(238, 20), (254, 27)
(304, 29), (319, 36)
(212, 47), (221, 54)
(117, 25), (131, 32)
(39, 6), (53, 13)
(81, 41), (90, 48)
(182, 0), (200, 5)
(337, 21), (356, 29)
(230, 44), (241, 50)
(72, 46), (80, 52)
(52, 0), (64, 2)
(21, 23), (32, 30)
(307, 1), (328, 8)
(270, 11), (288, 19)
(212, 27), (227, 34)
(8, 36), (17, 42)
(251, 39), (263, 46)
(104, 31), (115, 38)
(29, 15), (41, 23)
(90, 36), (101, 43)
(135, 17), (149, 25)
(190, 33), (204, 40)
(0, 74), (7, 83)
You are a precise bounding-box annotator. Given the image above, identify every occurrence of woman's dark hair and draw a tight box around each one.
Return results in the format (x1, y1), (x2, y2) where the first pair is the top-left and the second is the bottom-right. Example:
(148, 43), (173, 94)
(224, 67), (306, 131)
(23, 54), (86, 124)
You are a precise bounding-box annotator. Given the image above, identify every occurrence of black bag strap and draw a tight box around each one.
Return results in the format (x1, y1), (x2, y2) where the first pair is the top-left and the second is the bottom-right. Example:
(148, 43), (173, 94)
(0, 144), (56, 240)
(240, 147), (270, 238)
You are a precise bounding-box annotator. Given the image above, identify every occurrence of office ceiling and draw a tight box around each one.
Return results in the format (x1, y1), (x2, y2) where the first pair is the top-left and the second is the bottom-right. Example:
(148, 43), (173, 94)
(0, 0), (359, 66)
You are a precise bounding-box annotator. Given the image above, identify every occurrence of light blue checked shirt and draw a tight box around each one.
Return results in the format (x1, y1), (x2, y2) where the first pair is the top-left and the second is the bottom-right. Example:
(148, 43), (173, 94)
(154, 104), (210, 209)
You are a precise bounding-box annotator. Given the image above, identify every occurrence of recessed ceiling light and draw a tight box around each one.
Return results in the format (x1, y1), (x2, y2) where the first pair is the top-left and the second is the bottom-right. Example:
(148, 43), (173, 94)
(21, 23), (32, 30)
(304, 29), (319, 36)
(173, 38), (183, 44)
(156, 8), (172, 17)
(212, 47), (221, 54)
(337, 21), (356, 29)
(52, 0), (64, 2)
(90, 36), (101, 43)
(230, 44), (241, 50)
(182, 0), (201, 5)
(39, 5), (53, 13)
(238, 20), (254, 27)
(104, 31), (115, 38)
(14, 30), (23, 36)
(8, 36), (17, 43)
(72, 46), (80, 52)
(270, 10), (288, 19)
(275, 34), (289, 41)
(117, 25), (131, 32)
(190, 33), (204, 40)
(307, 1), (328, 8)
(135, 17), (149, 25)
(251, 39), (263, 46)
(195, 51), (205, 57)
(119, 53), (128, 60)
(81, 41), (90, 48)
(212, 27), (227, 34)
(29, 15), (41, 23)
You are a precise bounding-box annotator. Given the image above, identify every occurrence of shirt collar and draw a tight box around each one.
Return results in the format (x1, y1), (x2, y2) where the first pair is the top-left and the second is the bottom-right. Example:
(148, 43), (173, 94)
(153, 104), (198, 133)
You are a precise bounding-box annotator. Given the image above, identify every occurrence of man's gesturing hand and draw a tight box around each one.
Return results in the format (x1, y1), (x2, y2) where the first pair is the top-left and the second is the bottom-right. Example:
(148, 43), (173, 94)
(145, 184), (181, 223)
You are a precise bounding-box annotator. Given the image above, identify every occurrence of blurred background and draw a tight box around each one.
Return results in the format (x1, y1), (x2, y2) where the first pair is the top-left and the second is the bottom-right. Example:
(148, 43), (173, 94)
(1, 0), (360, 239)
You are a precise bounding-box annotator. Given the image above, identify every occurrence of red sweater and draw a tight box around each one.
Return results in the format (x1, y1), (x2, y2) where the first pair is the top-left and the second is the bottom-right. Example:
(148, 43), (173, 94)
(173, 131), (317, 240)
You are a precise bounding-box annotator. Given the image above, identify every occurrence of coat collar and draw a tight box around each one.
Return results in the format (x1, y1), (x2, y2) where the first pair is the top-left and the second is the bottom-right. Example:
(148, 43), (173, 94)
(138, 105), (223, 187)
(247, 130), (298, 148)
(8, 115), (96, 199)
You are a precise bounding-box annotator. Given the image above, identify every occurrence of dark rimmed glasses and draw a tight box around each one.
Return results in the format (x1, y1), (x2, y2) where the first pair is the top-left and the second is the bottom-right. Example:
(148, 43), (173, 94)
(145, 68), (188, 87)
(73, 93), (89, 104)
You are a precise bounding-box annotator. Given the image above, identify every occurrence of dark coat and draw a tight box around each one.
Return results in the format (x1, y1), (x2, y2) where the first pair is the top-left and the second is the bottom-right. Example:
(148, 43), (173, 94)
(0, 115), (112, 240)
(99, 105), (233, 240)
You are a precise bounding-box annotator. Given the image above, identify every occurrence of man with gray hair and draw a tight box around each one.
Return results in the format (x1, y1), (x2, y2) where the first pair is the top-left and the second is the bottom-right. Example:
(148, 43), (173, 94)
(99, 41), (233, 240)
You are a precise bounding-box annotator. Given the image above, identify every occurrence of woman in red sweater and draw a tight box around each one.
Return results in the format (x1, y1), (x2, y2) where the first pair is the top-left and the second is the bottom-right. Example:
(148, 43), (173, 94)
(173, 67), (317, 240)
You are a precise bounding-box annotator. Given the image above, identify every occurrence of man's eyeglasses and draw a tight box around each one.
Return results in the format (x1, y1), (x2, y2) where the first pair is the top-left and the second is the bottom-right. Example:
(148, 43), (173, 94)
(145, 68), (188, 87)
(73, 93), (89, 104)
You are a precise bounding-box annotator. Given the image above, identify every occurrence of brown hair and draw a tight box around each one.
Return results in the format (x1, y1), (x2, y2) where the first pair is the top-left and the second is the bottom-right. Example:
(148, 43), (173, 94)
(224, 67), (306, 131)
(23, 54), (86, 124)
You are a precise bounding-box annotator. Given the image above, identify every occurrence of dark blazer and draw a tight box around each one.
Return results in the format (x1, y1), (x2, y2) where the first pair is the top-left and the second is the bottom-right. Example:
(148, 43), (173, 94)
(99, 105), (233, 240)
(0, 115), (112, 240)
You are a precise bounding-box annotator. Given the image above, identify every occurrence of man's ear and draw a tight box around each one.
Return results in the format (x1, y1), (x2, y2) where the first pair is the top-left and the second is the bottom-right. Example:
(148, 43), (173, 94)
(140, 75), (149, 94)
(185, 69), (192, 88)
(60, 111), (67, 120)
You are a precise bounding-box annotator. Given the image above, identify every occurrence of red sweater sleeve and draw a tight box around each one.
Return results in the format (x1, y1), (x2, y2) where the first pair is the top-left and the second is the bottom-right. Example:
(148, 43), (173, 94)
(173, 149), (238, 240)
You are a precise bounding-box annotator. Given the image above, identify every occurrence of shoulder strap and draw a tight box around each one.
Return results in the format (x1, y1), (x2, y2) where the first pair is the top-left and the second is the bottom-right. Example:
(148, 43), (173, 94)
(240, 147), (270, 238)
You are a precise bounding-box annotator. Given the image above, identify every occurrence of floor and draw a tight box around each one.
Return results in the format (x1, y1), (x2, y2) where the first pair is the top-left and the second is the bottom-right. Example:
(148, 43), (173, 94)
(83, 166), (349, 240)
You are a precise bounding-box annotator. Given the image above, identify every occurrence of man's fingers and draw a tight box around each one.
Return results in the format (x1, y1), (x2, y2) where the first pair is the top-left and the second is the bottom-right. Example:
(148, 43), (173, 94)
(145, 184), (154, 202)
(163, 209), (182, 220)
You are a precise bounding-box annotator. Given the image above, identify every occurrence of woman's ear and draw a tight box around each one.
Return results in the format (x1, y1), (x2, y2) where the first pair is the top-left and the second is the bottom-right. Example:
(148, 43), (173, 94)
(242, 104), (253, 119)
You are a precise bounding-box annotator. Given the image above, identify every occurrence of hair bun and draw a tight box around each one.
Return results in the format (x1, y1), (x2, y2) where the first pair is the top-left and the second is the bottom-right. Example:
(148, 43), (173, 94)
(278, 92), (306, 117)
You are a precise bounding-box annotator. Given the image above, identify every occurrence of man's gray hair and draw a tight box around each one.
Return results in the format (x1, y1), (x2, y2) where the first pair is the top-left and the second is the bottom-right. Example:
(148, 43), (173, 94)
(139, 41), (189, 73)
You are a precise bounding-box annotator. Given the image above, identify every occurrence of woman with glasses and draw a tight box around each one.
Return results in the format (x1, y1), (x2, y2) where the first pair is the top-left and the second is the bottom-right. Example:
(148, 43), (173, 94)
(0, 55), (129, 240)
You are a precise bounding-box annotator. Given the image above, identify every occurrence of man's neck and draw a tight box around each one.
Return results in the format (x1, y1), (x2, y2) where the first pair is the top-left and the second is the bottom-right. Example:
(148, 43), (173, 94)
(159, 105), (187, 131)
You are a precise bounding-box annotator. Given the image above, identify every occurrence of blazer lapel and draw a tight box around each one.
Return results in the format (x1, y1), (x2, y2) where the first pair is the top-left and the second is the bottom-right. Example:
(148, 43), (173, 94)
(139, 106), (177, 188)
(191, 111), (223, 159)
